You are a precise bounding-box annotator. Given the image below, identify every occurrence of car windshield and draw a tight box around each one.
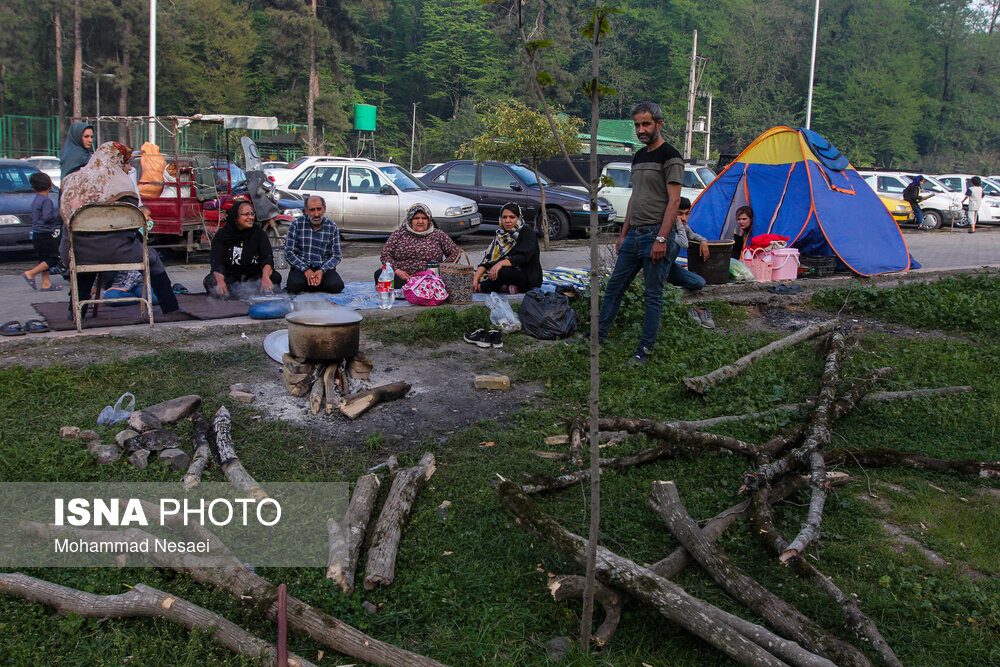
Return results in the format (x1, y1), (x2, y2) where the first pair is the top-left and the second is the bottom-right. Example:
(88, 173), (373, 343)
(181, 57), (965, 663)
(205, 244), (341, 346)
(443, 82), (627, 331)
(0, 165), (38, 193)
(697, 167), (717, 185)
(508, 164), (552, 187)
(380, 166), (427, 191)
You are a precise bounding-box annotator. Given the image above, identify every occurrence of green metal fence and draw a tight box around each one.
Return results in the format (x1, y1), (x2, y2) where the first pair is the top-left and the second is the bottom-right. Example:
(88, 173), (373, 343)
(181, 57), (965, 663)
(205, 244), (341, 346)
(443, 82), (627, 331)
(0, 116), (61, 158)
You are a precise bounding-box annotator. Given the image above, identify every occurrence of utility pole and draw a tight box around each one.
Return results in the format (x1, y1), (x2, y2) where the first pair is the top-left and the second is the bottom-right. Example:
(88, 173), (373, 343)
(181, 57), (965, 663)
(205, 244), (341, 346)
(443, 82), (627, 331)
(684, 30), (698, 160)
(409, 102), (418, 171)
(805, 0), (820, 129)
(705, 92), (713, 161)
(148, 0), (156, 145)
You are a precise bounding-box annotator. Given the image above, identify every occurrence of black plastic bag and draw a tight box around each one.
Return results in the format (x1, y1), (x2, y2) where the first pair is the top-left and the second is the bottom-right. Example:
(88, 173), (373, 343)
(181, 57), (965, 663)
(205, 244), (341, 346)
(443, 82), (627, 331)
(519, 288), (578, 340)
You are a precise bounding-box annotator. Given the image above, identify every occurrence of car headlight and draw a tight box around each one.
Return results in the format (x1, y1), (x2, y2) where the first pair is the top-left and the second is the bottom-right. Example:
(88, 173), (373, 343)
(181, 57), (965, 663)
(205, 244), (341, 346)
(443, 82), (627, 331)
(895, 205), (908, 212)
(289, 208), (303, 218)
(0, 214), (21, 226)
(581, 203), (590, 212)
(445, 206), (462, 217)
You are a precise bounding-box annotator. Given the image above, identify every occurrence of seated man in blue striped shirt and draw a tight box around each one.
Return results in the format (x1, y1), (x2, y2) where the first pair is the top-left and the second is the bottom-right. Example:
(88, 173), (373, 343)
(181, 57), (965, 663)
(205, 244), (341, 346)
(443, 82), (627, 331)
(284, 195), (345, 294)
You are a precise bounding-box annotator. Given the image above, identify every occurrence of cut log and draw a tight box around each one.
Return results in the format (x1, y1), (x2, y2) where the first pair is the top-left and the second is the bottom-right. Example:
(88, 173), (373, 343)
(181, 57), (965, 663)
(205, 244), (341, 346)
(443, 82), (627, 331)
(339, 381), (411, 420)
(682, 319), (839, 394)
(346, 352), (373, 380)
(282, 353), (315, 376)
(323, 364), (340, 415)
(328, 472), (381, 594)
(0, 573), (317, 667)
(142, 395), (202, 424)
(650, 480), (871, 667)
(282, 367), (315, 397)
(310, 363), (328, 415)
(122, 429), (181, 453)
(212, 406), (268, 500)
(20, 522), (445, 667)
(364, 453), (435, 590)
(494, 480), (823, 667)
(181, 414), (214, 490)
(569, 421), (584, 468)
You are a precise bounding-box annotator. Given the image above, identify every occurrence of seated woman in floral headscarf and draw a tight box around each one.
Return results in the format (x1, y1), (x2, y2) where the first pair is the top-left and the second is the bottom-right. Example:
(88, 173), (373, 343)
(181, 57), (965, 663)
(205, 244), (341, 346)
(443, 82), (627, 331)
(376, 203), (462, 288)
(473, 202), (542, 294)
(58, 141), (181, 315)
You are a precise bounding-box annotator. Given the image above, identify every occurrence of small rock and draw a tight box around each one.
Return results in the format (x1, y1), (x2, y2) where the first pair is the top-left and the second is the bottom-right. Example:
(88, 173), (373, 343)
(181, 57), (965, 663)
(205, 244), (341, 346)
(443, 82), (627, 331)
(129, 449), (150, 470)
(361, 601), (378, 615)
(229, 389), (254, 403)
(158, 448), (191, 472)
(474, 374), (511, 391)
(123, 429), (180, 453)
(128, 410), (162, 433)
(59, 426), (80, 439)
(115, 429), (140, 446)
(545, 636), (573, 663)
(230, 383), (252, 393)
(87, 440), (104, 454)
(77, 429), (100, 442)
(91, 444), (121, 465)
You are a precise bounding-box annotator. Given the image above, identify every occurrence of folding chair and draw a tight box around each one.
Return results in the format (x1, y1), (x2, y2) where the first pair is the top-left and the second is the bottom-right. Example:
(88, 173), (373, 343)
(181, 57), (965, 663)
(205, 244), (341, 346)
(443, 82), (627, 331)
(67, 202), (153, 332)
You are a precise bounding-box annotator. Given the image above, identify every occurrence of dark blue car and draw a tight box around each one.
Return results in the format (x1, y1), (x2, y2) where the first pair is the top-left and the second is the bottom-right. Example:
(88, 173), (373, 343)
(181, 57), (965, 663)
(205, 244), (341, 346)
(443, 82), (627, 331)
(0, 159), (59, 251)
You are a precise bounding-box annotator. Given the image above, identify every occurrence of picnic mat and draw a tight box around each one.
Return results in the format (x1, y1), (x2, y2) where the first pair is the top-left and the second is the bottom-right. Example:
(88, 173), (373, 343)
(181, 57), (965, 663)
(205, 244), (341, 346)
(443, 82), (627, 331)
(32, 293), (249, 331)
(327, 281), (517, 310)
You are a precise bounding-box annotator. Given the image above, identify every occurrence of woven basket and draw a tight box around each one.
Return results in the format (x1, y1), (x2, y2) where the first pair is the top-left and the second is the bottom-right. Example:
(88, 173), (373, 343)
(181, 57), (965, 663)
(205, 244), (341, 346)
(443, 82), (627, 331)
(440, 249), (474, 304)
(741, 248), (773, 282)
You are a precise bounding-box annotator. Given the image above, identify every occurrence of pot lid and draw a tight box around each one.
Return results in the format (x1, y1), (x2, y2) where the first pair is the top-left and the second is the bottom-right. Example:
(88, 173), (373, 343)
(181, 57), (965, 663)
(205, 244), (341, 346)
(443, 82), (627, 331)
(285, 306), (363, 326)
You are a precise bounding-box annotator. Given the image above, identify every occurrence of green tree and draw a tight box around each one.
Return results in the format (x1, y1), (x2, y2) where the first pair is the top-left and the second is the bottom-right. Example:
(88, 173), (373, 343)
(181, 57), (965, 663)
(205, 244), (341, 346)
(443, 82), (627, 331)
(459, 99), (582, 248)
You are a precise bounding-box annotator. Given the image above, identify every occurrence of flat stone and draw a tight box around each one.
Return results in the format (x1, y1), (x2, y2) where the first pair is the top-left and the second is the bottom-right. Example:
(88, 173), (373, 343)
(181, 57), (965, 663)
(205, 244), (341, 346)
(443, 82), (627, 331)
(474, 374), (510, 391)
(361, 601), (378, 615)
(545, 636), (573, 663)
(92, 444), (121, 465)
(229, 389), (255, 403)
(123, 429), (180, 453)
(115, 429), (140, 446)
(128, 410), (162, 433)
(87, 440), (104, 454)
(59, 426), (80, 439)
(158, 447), (191, 472)
(129, 449), (150, 470)
(230, 383), (252, 393)
(77, 429), (100, 442)
(143, 395), (202, 424)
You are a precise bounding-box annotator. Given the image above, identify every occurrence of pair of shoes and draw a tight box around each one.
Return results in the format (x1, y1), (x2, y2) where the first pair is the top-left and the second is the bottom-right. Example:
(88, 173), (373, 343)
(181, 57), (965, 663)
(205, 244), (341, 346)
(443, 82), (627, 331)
(463, 328), (503, 348)
(626, 346), (651, 367)
(24, 319), (49, 333)
(1, 320), (26, 336)
(22, 273), (37, 290)
(39, 284), (63, 292)
(689, 307), (716, 329)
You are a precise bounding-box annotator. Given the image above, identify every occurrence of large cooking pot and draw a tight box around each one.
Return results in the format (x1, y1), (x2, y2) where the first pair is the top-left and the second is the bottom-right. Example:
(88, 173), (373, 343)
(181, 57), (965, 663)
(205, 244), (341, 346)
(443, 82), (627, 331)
(285, 308), (363, 360)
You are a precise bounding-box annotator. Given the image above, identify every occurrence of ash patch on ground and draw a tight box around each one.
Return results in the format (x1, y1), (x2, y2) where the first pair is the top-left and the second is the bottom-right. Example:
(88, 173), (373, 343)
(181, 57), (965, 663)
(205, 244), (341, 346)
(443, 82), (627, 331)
(251, 338), (542, 447)
(730, 305), (966, 341)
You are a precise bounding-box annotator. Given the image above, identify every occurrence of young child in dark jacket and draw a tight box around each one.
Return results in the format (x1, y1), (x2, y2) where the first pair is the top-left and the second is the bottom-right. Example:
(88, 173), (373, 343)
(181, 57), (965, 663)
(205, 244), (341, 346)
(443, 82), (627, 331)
(21, 172), (64, 291)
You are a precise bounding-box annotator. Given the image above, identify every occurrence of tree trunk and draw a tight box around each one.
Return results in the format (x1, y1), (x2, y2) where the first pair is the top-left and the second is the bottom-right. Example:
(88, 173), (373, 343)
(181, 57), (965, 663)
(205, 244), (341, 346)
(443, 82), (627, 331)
(328, 472), (381, 594)
(682, 320), (840, 394)
(55, 7), (66, 136)
(118, 17), (131, 140)
(72, 0), (81, 119)
(364, 453), (435, 590)
(535, 166), (552, 251)
(307, 0), (318, 152)
(651, 480), (871, 667)
(212, 406), (268, 500)
(0, 574), (317, 667)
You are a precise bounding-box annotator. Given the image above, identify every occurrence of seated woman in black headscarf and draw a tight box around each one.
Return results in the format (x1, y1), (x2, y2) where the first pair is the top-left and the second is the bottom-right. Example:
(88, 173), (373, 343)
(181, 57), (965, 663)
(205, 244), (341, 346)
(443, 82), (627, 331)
(473, 202), (543, 294)
(203, 199), (281, 298)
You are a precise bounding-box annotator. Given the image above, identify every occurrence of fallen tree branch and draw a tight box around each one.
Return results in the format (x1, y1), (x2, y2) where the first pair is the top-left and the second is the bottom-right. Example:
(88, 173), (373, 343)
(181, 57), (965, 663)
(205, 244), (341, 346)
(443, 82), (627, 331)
(181, 413), (213, 490)
(364, 453), (435, 590)
(651, 481), (871, 667)
(825, 449), (1000, 479)
(212, 406), (268, 500)
(328, 472), (381, 594)
(750, 487), (903, 667)
(0, 573), (316, 667)
(682, 319), (840, 394)
(495, 480), (824, 667)
(590, 417), (760, 458)
(548, 575), (626, 647)
(22, 521), (445, 667)
(521, 442), (686, 494)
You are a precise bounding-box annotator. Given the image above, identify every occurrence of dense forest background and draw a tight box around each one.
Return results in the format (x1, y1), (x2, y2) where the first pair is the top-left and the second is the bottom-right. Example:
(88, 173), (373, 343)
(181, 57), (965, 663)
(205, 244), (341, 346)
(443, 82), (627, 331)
(1, 0), (998, 171)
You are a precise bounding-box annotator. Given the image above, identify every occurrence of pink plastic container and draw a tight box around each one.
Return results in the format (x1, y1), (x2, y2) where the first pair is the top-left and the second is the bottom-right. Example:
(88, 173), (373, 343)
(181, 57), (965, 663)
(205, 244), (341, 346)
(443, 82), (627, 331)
(770, 248), (800, 281)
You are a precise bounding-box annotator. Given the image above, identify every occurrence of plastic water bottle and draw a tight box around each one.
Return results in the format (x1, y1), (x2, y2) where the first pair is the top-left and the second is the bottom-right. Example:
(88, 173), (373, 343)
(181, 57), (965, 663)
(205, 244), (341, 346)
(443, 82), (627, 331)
(377, 263), (394, 310)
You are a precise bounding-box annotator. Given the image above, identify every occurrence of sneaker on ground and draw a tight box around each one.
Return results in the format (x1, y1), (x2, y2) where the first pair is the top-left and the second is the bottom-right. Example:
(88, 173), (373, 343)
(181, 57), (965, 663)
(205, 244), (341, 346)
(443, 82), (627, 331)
(698, 308), (716, 329)
(626, 346), (651, 367)
(489, 329), (503, 348)
(463, 328), (492, 348)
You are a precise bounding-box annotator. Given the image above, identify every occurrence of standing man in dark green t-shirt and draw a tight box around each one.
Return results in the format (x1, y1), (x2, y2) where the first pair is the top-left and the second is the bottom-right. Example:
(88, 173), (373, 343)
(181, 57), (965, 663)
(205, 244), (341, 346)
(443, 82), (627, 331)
(596, 101), (684, 367)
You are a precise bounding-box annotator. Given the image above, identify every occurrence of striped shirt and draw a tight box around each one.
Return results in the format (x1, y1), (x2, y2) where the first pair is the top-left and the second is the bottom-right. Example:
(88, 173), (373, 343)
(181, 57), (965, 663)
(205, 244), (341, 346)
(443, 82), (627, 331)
(285, 217), (342, 272)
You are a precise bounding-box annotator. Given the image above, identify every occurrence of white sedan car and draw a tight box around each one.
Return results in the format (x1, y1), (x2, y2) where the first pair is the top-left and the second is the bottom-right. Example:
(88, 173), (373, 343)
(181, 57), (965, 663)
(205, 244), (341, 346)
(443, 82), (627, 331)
(21, 156), (61, 188)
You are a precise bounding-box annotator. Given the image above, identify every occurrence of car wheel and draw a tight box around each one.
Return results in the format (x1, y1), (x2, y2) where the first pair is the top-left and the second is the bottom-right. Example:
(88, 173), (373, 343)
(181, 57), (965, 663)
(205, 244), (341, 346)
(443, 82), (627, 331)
(954, 212), (970, 228)
(919, 210), (942, 230)
(536, 207), (570, 241)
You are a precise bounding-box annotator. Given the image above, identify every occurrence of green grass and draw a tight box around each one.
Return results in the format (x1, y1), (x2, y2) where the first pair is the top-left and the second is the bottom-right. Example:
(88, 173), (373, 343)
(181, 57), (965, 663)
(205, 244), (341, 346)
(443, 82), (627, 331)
(1, 281), (999, 665)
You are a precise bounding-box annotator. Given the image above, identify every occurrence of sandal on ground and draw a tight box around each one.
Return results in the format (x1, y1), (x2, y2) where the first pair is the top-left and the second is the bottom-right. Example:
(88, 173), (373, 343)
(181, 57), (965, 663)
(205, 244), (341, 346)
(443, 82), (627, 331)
(24, 319), (50, 333)
(22, 273), (37, 290)
(40, 284), (63, 291)
(172, 283), (190, 294)
(1, 321), (26, 336)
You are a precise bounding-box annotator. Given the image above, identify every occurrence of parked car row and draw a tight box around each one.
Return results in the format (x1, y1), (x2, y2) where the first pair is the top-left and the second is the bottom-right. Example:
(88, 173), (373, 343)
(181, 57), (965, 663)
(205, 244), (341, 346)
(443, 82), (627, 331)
(857, 170), (1000, 230)
(560, 162), (716, 220)
(0, 159), (59, 251)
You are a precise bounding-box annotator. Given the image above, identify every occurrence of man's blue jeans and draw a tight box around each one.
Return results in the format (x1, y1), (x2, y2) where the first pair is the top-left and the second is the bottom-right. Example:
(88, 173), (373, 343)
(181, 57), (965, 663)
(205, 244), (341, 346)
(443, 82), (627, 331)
(668, 260), (706, 291)
(598, 226), (679, 350)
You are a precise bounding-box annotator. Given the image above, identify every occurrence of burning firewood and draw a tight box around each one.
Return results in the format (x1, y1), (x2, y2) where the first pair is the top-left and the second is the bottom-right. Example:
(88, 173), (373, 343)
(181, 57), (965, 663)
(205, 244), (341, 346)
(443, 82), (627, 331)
(309, 363), (328, 415)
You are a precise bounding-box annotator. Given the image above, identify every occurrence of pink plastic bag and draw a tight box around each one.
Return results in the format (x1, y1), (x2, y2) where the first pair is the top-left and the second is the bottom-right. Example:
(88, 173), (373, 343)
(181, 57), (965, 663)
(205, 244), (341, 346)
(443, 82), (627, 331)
(402, 270), (449, 306)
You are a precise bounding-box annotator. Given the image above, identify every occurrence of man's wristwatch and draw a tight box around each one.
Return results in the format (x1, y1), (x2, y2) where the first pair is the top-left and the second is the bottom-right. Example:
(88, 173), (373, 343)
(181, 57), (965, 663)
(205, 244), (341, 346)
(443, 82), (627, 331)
(654, 236), (667, 244)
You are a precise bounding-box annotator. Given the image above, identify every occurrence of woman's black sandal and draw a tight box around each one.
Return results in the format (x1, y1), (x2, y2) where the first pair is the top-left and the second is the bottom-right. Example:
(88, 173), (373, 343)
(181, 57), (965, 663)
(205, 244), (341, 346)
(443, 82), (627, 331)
(24, 319), (50, 333)
(0, 321), (26, 336)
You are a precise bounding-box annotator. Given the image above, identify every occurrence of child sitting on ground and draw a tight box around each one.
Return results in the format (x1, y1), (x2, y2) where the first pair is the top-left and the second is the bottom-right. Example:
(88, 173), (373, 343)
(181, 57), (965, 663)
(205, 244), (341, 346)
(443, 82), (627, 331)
(22, 172), (63, 292)
(667, 197), (709, 292)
